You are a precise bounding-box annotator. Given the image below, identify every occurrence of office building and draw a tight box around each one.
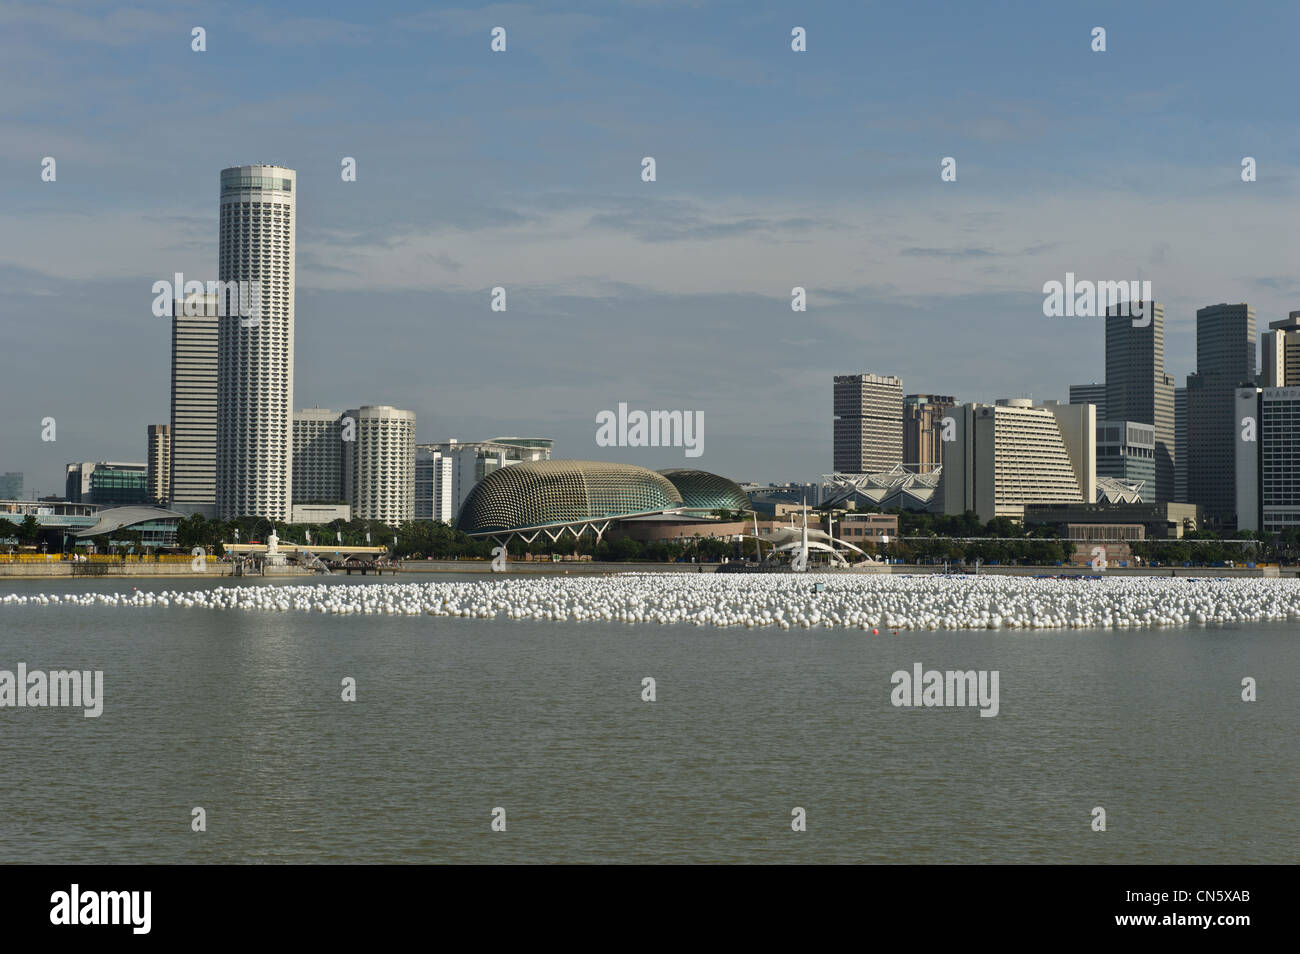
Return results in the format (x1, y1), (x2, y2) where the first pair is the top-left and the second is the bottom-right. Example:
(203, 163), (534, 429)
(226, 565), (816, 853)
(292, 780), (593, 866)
(902, 394), (956, 474)
(1068, 382), (1107, 420)
(342, 405), (415, 525)
(215, 164), (296, 520)
(293, 408), (345, 503)
(170, 292), (219, 515)
(1261, 312), (1300, 387)
(833, 373), (903, 473)
(0, 473), (21, 500)
(1187, 303), (1256, 526)
(65, 462), (149, 506)
(1174, 386), (1187, 502)
(941, 399), (1095, 523)
(1105, 302), (1174, 503)
(415, 447), (455, 522)
(1236, 386), (1300, 534)
(1095, 420), (1155, 498)
(146, 424), (171, 506)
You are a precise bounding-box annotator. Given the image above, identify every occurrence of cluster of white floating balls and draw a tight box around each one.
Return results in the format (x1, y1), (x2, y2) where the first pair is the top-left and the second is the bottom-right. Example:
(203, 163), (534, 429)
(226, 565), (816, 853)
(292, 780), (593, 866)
(4, 574), (1300, 631)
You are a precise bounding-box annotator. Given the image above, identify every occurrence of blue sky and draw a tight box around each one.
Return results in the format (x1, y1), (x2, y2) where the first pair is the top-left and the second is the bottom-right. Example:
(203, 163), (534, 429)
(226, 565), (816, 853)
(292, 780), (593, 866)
(3, 0), (1298, 495)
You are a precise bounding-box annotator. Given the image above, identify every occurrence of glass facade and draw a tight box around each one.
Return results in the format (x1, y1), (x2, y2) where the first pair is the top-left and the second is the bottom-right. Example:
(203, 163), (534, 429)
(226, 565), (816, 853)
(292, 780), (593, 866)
(221, 170), (292, 192)
(1096, 420), (1156, 498)
(89, 468), (149, 506)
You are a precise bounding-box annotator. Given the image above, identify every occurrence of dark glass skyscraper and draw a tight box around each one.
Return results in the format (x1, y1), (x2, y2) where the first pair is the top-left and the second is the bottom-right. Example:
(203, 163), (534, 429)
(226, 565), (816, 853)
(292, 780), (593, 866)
(1105, 302), (1174, 503)
(1186, 303), (1256, 526)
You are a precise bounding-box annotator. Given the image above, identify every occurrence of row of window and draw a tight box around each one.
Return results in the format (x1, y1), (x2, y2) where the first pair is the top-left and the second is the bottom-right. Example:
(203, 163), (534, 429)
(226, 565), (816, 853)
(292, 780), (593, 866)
(221, 176), (293, 191)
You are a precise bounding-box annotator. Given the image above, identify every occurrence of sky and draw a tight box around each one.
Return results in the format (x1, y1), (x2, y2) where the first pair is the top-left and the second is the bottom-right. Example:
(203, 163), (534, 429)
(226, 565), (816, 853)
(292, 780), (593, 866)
(3, 0), (1299, 496)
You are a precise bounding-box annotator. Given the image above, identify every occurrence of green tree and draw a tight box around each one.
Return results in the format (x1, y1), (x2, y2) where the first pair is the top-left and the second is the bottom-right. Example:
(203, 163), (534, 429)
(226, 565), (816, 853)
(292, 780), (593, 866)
(18, 515), (40, 544)
(983, 516), (1022, 538)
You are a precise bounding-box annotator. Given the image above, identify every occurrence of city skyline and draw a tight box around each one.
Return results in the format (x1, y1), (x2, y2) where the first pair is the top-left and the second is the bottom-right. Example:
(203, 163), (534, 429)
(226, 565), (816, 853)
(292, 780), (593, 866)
(4, 0), (1299, 893)
(4, 1), (1300, 493)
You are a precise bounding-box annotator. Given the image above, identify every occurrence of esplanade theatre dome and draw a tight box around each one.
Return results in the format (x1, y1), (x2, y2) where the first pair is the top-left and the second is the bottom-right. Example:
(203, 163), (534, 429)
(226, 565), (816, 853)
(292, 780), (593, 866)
(456, 460), (685, 535)
(657, 469), (750, 514)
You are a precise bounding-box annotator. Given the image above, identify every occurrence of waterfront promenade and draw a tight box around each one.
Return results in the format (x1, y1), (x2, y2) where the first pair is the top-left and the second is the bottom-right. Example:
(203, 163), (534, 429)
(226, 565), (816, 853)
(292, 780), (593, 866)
(0, 556), (1289, 580)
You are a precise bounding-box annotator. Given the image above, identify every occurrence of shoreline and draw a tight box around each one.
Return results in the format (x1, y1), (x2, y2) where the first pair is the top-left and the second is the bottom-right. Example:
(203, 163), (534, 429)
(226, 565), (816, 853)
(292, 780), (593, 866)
(0, 560), (1291, 581)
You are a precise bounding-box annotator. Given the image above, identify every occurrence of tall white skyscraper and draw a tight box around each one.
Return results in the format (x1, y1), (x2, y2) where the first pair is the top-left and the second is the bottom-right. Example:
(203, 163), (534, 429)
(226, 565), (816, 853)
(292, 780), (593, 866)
(216, 164), (296, 520)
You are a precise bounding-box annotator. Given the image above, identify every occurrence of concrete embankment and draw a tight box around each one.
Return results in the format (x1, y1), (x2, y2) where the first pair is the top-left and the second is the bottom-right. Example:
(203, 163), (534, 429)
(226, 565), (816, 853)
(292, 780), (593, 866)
(1, 559), (1289, 580)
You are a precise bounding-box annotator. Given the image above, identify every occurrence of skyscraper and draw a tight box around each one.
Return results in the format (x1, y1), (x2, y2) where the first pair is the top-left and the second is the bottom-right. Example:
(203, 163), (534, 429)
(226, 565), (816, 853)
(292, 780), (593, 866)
(1174, 386), (1187, 502)
(902, 394), (955, 474)
(833, 373), (903, 473)
(293, 408), (344, 503)
(343, 406), (416, 525)
(1235, 386), (1300, 535)
(170, 292), (218, 514)
(1105, 302), (1174, 502)
(1186, 303), (1255, 526)
(1068, 382), (1107, 420)
(415, 447), (455, 522)
(215, 164), (296, 520)
(146, 424), (171, 506)
(1261, 312), (1300, 387)
(1096, 420), (1156, 497)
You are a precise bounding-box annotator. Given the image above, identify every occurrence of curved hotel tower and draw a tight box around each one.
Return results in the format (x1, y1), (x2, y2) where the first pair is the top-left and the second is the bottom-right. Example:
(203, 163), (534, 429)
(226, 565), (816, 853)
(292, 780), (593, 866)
(215, 165), (296, 519)
(343, 406), (417, 525)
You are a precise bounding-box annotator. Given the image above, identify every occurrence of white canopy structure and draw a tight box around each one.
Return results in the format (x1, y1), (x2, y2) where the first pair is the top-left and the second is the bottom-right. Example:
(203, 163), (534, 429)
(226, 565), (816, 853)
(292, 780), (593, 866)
(821, 465), (942, 512)
(743, 527), (874, 569)
(1095, 476), (1146, 504)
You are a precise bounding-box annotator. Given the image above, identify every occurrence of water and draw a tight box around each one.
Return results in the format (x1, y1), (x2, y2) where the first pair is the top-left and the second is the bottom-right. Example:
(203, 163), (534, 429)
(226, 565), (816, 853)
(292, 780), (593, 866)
(1, 574), (1296, 863)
